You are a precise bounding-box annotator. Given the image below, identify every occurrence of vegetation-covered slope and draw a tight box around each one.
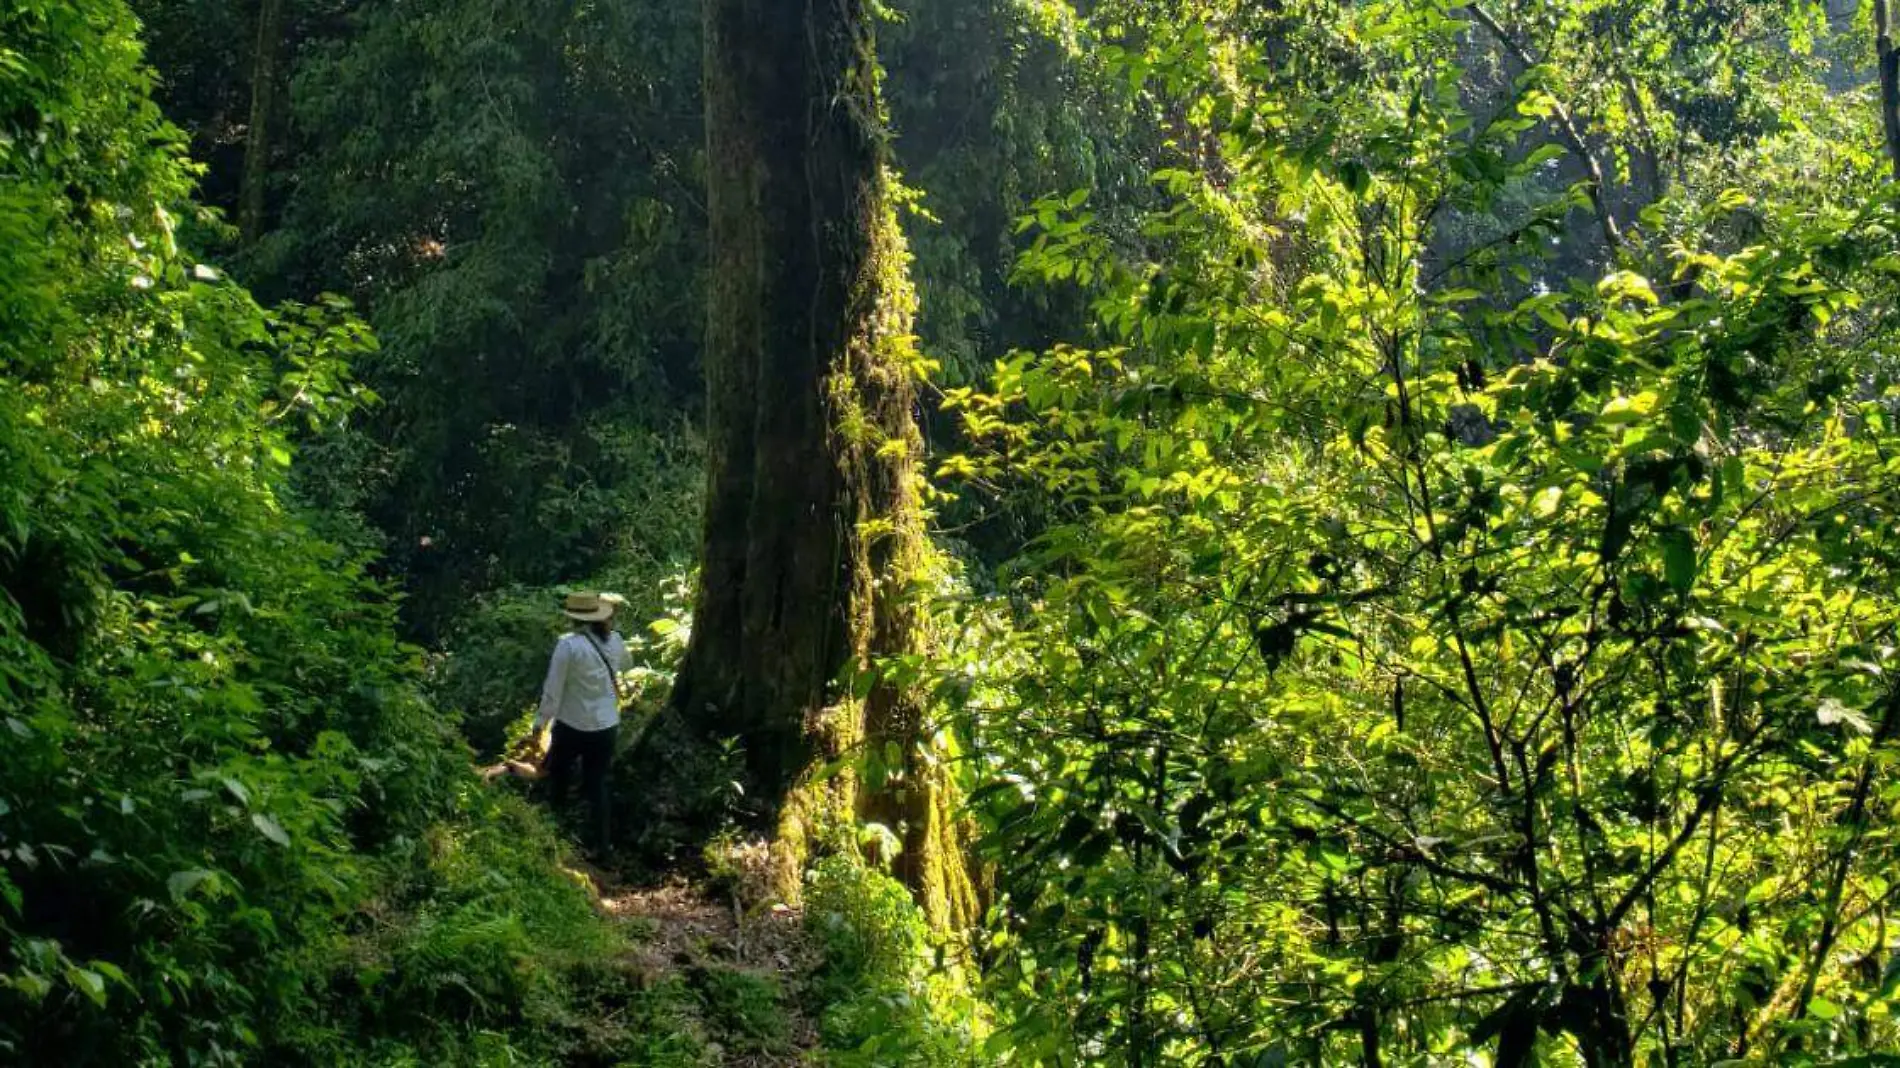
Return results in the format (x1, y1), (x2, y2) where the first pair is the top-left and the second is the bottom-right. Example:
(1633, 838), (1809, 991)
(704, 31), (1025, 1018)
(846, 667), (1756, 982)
(0, 4), (758, 1063)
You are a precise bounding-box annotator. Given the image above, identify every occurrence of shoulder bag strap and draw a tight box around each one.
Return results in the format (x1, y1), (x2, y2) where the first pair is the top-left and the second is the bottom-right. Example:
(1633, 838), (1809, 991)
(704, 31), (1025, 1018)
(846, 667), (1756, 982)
(581, 633), (625, 705)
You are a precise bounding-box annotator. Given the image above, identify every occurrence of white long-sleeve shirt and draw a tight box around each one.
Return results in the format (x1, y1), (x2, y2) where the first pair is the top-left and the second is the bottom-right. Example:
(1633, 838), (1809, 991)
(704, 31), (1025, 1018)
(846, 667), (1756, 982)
(532, 629), (631, 733)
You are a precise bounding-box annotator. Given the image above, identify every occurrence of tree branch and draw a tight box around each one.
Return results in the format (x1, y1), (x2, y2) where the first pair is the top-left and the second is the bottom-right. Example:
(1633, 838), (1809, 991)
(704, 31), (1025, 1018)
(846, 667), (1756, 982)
(1790, 686), (1900, 1023)
(1606, 722), (1767, 930)
(1464, 3), (1623, 253)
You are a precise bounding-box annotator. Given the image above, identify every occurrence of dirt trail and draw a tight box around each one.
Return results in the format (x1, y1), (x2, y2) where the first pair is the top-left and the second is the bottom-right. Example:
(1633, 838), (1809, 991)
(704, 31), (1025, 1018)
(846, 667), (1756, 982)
(580, 867), (822, 1065)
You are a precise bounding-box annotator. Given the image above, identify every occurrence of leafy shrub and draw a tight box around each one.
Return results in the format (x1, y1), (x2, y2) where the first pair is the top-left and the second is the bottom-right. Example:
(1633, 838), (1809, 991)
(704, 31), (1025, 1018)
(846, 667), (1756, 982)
(942, 4), (1900, 1063)
(0, 4), (700, 1063)
(275, 785), (710, 1065)
(689, 965), (790, 1056)
(611, 715), (749, 874)
(803, 856), (987, 1066)
(1, 3), (434, 1057)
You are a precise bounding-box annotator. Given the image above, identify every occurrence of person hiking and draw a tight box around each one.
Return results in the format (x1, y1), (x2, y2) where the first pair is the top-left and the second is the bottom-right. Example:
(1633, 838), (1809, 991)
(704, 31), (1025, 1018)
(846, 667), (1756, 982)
(529, 590), (630, 855)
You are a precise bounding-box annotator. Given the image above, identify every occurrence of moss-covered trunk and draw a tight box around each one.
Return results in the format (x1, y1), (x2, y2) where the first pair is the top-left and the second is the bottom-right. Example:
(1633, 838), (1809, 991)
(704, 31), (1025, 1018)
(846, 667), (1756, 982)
(659, 0), (975, 928)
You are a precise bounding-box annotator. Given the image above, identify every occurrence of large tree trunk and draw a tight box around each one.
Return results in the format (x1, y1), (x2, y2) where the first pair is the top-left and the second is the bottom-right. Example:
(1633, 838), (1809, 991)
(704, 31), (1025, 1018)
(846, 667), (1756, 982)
(1561, 977), (1637, 1068)
(238, 0), (287, 240)
(660, 0), (976, 928)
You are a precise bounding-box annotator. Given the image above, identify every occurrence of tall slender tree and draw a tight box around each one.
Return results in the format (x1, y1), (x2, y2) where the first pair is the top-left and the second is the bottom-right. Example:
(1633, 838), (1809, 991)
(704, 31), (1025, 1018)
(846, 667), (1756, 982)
(237, 0), (286, 239)
(666, 0), (975, 926)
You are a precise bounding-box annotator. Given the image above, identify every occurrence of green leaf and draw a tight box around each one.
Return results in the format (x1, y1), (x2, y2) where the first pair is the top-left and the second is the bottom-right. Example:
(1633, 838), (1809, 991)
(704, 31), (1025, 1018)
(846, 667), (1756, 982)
(1817, 699), (1872, 735)
(65, 966), (107, 1008)
(1521, 143), (1566, 169)
(1532, 303), (1571, 331)
(1599, 391), (1659, 425)
(251, 813), (291, 847)
(1338, 159), (1371, 196)
(1597, 270), (1659, 306)
(1662, 529), (1696, 593)
(167, 869), (213, 902)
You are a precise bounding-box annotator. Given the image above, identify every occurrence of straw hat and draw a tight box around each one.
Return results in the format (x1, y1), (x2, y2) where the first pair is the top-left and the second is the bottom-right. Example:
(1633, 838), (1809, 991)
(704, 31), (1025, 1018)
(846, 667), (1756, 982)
(560, 591), (620, 622)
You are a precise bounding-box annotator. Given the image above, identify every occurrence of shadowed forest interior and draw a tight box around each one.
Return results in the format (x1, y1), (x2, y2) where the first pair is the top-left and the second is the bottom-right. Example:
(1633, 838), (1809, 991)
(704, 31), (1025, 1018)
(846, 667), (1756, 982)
(5, 0), (1900, 1063)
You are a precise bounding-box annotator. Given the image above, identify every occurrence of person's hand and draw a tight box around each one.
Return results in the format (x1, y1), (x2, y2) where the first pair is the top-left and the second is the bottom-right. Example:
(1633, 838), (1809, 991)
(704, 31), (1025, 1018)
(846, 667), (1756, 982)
(508, 730), (543, 762)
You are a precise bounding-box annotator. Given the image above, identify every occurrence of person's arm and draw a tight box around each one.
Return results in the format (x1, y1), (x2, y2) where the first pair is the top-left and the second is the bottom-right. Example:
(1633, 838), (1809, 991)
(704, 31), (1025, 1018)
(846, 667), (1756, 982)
(532, 639), (568, 733)
(609, 631), (634, 674)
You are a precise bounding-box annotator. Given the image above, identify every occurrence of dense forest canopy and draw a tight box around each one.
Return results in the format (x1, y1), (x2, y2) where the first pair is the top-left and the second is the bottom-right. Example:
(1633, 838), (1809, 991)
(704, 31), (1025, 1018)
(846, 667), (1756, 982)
(4, 0), (1900, 1064)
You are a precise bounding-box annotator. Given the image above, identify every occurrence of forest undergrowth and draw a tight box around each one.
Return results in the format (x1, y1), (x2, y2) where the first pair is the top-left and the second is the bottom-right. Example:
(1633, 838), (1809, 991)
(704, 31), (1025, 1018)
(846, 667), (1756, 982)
(12, 0), (1900, 1064)
(0, 1), (973, 1063)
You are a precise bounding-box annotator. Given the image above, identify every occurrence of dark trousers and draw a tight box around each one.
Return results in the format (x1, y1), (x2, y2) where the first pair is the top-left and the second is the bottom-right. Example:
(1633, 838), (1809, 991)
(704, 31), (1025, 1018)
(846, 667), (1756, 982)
(546, 721), (617, 853)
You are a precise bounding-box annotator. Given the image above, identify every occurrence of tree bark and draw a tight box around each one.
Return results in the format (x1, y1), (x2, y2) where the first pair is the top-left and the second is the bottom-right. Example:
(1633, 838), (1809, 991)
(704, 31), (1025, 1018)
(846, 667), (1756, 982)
(1561, 977), (1637, 1068)
(238, 0), (287, 241)
(664, 0), (976, 928)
